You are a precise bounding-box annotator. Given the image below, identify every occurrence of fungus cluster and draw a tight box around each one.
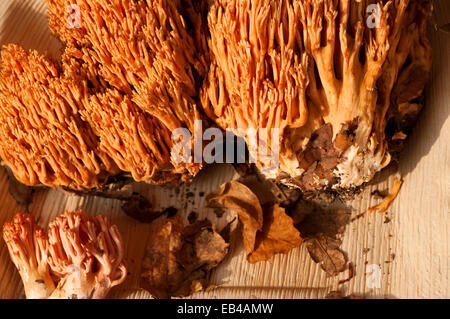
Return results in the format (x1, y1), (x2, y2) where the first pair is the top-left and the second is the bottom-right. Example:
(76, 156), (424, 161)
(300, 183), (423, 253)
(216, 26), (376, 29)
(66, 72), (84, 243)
(202, 0), (432, 190)
(0, 0), (208, 189)
(0, 0), (433, 191)
(2, 211), (126, 299)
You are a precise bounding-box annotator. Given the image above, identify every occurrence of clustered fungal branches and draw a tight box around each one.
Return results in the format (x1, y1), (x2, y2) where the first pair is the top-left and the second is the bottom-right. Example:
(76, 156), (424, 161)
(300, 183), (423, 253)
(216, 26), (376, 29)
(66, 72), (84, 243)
(3, 211), (127, 299)
(202, 0), (432, 190)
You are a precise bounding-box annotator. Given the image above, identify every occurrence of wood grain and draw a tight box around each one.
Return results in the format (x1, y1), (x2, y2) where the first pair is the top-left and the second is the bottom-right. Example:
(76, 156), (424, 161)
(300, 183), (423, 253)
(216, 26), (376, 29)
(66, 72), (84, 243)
(0, 0), (448, 299)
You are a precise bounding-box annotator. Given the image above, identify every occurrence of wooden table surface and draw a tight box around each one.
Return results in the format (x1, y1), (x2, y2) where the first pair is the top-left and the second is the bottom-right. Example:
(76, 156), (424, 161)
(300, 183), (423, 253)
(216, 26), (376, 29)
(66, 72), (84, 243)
(0, 0), (448, 299)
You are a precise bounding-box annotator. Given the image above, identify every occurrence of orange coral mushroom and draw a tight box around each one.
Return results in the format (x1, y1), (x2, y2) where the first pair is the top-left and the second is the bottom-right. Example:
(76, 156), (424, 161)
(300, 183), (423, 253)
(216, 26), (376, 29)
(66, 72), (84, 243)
(0, 44), (118, 189)
(0, 43), (193, 189)
(48, 0), (209, 175)
(0, 0), (433, 193)
(0, 0), (210, 190)
(202, 0), (432, 190)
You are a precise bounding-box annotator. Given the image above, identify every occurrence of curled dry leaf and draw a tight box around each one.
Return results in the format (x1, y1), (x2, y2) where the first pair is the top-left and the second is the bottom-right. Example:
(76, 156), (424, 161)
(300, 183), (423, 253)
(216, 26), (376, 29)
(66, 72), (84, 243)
(140, 215), (183, 299)
(207, 181), (302, 263)
(206, 181), (263, 257)
(238, 173), (302, 208)
(237, 174), (278, 206)
(141, 215), (229, 299)
(180, 220), (230, 271)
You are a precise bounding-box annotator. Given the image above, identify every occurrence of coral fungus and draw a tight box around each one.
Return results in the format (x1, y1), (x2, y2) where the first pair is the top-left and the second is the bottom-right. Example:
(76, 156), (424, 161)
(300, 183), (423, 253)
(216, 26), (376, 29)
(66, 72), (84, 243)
(202, 0), (432, 190)
(3, 211), (127, 299)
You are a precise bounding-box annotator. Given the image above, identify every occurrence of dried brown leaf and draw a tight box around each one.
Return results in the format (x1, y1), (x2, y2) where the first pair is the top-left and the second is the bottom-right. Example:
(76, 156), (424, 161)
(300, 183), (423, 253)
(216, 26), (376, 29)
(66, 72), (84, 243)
(207, 181), (301, 263)
(295, 203), (350, 238)
(141, 215), (229, 299)
(305, 235), (347, 276)
(237, 175), (277, 205)
(206, 181), (263, 256)
(293, 200), (350, 276)
(179, 220), (230, 271)
(248, 204), (302, 263)
(141, 215), (183, 298)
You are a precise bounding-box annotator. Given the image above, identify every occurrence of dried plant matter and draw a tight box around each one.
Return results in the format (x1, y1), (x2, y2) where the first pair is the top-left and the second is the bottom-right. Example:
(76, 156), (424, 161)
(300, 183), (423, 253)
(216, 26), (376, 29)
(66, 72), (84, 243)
(207, 181), (263, 257)
(368, 178), (402, 214)
(2, 211), (127, 299)
(294, 200), (351, 276)
(203, 0), (432, 190)
(305, 235), (347, 276)
(249, 204), (303, 263)
(141, 215), (229, 298)
(207, 181), (302, 263)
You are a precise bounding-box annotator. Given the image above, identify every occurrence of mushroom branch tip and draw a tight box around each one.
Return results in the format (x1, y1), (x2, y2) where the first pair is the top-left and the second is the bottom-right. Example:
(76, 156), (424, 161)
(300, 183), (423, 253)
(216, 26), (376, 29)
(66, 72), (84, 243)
(2, 211), (127, 299)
